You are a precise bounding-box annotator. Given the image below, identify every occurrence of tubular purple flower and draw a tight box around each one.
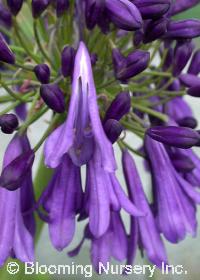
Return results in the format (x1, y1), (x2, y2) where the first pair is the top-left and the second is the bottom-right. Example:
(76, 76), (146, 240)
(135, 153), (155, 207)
(173, 41), (194, 76)
(146, 126), (200, 148)
(112, 48), (150, 81)
(164, 20), (200, 40)
(86, 145), (144, 238)
(179, 74), (200, 88)
(85, 0), (105, 30)
(105, 0), (142, 31)
(169, 153), (195, 173)
(143, 17), (168, 43)
(34, 63), (50, 84)
(170, 0), (199, 16)
(61, 46), (76, 77)
(0, 113), (19, 134)
(132, 0), (171, 20)
(38, 154), (82, 251)
(104, 91), (131, 122)
(44, 42), (116, 171)
(0, 33), (15, 64)
(40, 83), (65, 113)
(145, 135), (198, 243)
(0, 133), (35, 266)
(104, 119), (123, 144)
(188, 85), (200, 97)
(122, 149), (168, 268)
(32, 0), (49, 18)
(7, 0), (23, 16)
(0, 3), (12, 28)
(55, 0), (69, 17)
(188, 49), (200, 75)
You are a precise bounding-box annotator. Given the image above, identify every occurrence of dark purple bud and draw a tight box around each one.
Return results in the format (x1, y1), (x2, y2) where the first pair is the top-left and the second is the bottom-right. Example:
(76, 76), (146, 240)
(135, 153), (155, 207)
(170, 153), (195, 173)
(34, 63), (50, 84)
(133, 29), (144, 47)
(32, 0), (49, 18)
(188, 49), (200, 75)
(104, 119), (123, 143)
(170, 0), (199, 16)
(112, 48), (150, 81)
(179, 74), (200, 88)
(85, 0), (105, 30)
(146, 126), (200, 148)
(0, 33), (15, 64)
(167, 79), (180, 91)
(143, 17), (168, 43)
(187, 85), (200, 97)
(0, 150), (34, 191)
(0, 3), (12, 28)
(104, 91), (131, 122)
(177, 117), (198, 129)
(7, 0), (23, 15)
(173, 41), (194, 76)
(0, 113), (19, 134)
(90, 53), (98, 66)
(105, 0), (142, 31)
(164, 20), (200, 40)
(163, 47), (174, 71)
(61, 46), (76, 77)
(56, 0), (69, 17)
(132, 0), (171, 19)
(40, 83), (65, 113)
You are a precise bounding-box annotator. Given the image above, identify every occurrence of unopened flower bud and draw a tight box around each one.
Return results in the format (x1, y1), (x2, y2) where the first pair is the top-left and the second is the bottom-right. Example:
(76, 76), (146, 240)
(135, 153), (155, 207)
(0, 3), (12, 28)
(56, 0), (69, 17)
(146, 126), (200, 148)
(32, 0), (49, 18)
(143, 17), (168, 43)
(177, 117), (198, 129)
(61, 46), (76, 77)
(179, 74), (200, 88)
(34, 63), (50, 84)
(40, 84), (65, 113)
(187, 85), (200, 98)
(7, 0), (23, 16)
(0, 114), (19, 134)
(85, 0), (105, 30)
(188, 49), (200, 75)
(104, 119), (123, 143)
(165, 20), (200, 40)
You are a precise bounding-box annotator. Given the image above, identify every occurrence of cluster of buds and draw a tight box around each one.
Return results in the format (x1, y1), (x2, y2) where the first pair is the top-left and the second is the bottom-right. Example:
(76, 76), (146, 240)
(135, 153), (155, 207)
(0, 0), (200, 275)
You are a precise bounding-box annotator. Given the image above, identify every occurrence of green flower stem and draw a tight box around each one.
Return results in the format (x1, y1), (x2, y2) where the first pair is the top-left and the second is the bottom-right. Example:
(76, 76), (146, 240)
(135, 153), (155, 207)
(0, 92), (34, 115)
(14, 63), (34, 72)
(33, 19), (55, 68)
(0, 79), (25, 102)
(118, 140), (145, 158)
(141, 70), (172, 78)
(13, 18), (41, 64)
(34, 114), (60, 152)
(132, 103), (168, 122)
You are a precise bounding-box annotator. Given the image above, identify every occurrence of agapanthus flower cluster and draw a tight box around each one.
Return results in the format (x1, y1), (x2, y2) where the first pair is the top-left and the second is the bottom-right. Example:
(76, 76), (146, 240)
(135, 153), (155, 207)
(0, 0), (200, 274)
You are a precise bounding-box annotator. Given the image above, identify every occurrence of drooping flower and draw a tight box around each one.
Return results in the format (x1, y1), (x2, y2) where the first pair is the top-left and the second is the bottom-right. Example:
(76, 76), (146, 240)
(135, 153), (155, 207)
(122, 149), (168, 268)
(0, 133), (35, 266)
(145, 135), (200, 243)
(44, 41), (116, 171)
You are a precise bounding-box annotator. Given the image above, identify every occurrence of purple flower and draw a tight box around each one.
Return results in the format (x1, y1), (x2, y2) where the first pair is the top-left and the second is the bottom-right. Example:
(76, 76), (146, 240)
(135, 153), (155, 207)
(179, 74), (200, 88)
(0, 113), (19, 134)
(145, 135), (200, 243)
(15, 103), (27, 121)
(188, 85), (200, 97)
(85, 0), (105, 30)
(38, 154), (82, 251)
(105, 0), (142, 31)
(170, 0), (199, 16)
(173, 41), (194, 76)
(122, 149), (168, 268)
(34, 63), (50, 84)
(0, 33), (15, 64)
(32, 0), (49, 18)
(132, 0), (171, 20)
(0, 3), (12, 28)
(0, 133), (35, 266)
(104, 119), (123, 143)
(55, 0), (69, 17)
(40, 83), (65, 113)
(104, 91), (131, 122)
(143, 17), (168, 43)
(44, 42), (116, 171)
(188, 49), (200, 75)
(61, 46), (75, 77)
(164, 20), (200, 40)
(146, 126), (200, 148)
(7, 0), (23, 16)
(112, 48), (150, 81)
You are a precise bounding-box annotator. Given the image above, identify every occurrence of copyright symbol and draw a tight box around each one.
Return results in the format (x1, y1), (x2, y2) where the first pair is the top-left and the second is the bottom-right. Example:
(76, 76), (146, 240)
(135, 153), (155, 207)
(7, 262), (20, 274)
